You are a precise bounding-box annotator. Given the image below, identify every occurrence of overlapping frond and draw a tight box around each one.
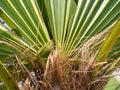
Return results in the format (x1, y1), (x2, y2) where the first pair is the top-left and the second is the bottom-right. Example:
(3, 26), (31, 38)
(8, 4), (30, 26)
(44, 0), (120, 57)
(0, 0), (53, 60)
(0, 0), (120, 59)
(0, 0), (120, 89)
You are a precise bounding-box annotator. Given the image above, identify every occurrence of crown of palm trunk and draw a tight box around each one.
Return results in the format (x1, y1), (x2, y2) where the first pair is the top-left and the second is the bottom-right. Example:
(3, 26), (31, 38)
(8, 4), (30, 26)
(0, 0), (120, 90)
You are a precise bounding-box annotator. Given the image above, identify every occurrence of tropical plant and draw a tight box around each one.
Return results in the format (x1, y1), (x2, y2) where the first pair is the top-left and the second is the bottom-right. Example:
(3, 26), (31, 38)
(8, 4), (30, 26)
(0, 0), (120, 90)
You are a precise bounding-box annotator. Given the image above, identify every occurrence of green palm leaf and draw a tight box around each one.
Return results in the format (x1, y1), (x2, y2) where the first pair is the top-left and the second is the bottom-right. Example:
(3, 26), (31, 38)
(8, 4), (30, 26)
(97, 19), (120, 62)
(44, 0), (120, 57)
(0, 0), (120, 89)
(0, 61), (19, 90)
(0, 0), (51, 50)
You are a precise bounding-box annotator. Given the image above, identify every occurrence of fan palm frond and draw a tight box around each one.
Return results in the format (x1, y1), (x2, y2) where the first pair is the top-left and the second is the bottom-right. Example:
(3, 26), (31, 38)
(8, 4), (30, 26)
(0, 0), (120, 90)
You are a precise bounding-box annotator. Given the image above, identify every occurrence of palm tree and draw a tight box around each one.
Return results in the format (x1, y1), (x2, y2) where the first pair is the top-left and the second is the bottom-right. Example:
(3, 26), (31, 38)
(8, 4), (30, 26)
(0, 0), (120, 90)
